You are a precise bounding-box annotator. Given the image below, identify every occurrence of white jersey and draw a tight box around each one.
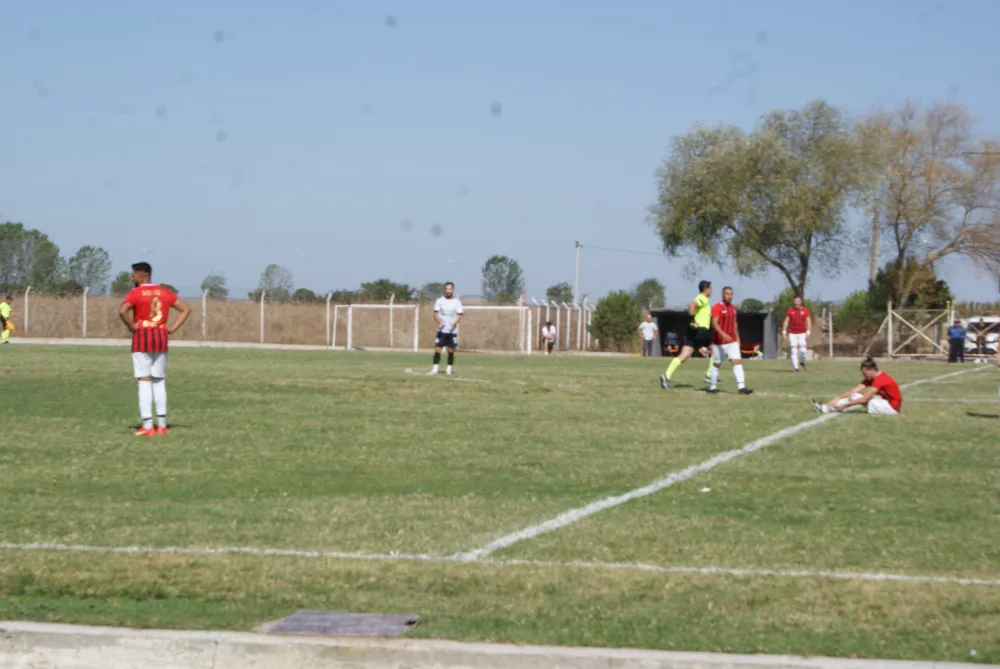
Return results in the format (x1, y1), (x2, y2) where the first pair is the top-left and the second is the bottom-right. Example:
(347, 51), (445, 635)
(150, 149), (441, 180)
(434, 296), (464, 332)
(542, 325), (556, 340)
(639, 321), (658, 341)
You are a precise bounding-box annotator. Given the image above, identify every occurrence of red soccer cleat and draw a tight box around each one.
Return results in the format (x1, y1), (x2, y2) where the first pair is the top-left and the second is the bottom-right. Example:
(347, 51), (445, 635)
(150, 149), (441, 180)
(154, 426), (169, 436)
(134, 427), (156, 437)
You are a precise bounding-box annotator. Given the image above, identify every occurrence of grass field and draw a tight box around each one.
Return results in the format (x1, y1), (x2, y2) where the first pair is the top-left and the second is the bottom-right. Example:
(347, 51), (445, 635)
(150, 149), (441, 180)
(1, 344), (998, 662)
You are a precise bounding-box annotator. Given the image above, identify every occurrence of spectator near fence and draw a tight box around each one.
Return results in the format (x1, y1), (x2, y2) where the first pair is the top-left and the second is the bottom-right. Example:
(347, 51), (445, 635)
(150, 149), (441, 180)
(947, 319), (966, 363)
(638, 314), (658, 357)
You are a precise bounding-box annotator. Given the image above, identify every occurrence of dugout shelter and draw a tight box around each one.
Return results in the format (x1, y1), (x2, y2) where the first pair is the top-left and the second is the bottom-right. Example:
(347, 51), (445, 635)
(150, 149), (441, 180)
(648, 308), (779, 359)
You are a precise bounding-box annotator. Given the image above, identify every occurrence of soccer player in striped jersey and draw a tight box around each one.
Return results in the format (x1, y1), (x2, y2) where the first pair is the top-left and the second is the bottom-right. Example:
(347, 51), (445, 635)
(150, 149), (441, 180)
(708, 287), (752, 394)
(118, 262), (192, 436)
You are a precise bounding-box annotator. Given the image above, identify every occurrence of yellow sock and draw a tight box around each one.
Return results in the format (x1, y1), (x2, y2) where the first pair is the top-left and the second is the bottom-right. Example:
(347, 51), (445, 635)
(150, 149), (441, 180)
(666, 357), (682, 380)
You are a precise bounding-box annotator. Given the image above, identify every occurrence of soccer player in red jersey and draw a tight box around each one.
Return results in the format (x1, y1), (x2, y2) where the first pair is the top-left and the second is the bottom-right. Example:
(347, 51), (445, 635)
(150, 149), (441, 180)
(707, 286), (752, 394)
(118, 262), (192, 436)
(812, 357), (902, 416)
(782, 296), (812, 372)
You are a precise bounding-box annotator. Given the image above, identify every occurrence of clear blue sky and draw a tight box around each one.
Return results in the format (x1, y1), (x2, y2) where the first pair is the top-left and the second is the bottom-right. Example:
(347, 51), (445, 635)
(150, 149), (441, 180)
(2, 0), (999, 302)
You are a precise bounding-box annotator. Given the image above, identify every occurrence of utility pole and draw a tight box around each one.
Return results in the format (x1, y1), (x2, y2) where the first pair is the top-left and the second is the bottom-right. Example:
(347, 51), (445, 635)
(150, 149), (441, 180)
(572, 240), (581, 306)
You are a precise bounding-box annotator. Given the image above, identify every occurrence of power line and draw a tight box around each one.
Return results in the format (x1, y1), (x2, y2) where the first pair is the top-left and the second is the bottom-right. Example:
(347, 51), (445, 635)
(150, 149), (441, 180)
(580, 243), (664, 258)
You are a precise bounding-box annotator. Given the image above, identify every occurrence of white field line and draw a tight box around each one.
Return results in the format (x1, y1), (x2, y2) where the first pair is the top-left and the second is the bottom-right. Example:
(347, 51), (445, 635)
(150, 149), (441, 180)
(403, 368), (490, 384)
(454, 366), (989, 561)
(2, 541), (998, 587)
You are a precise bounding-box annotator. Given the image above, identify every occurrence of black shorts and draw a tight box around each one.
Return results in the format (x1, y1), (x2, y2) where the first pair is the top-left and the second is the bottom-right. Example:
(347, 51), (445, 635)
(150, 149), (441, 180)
(547, 341), (555, 351)
(435, 331), (458, 349)
(684, 325), (711, 349)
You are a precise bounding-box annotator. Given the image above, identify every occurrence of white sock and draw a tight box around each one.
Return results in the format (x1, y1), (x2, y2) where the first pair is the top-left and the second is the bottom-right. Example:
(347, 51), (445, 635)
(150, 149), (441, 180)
(431, 364), (439, 372)
(709, 365), (720, 389)
(446, 365), (453, 373)
(152, 379), (167, 427)
(733, 364), (746, 389)
(138, 380), (153, 430)
(791, 347), (800, 370)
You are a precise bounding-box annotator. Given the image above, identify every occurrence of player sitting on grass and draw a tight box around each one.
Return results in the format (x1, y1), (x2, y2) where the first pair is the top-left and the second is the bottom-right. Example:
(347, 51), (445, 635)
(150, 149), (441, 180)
(811, 357), (902, 416)
(119, 262), (192, 436)
(429, 281), (463, 376)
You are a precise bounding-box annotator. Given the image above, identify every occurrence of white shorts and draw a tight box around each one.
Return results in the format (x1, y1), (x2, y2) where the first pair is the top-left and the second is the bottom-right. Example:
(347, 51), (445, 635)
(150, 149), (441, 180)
(837, 392), (898, 415)
(788, 333), (808, 348)
(132, 352), (167, 379)
(712, 342), (741, 363)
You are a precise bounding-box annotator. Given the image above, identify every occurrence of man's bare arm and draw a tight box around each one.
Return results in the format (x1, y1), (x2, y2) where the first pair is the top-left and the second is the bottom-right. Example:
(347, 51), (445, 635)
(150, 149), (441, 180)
(119, 303), (137, 333)
(806, 315), (813, 335)
(167, 300), (192, 335)
(836, 386), (876, 412)
(829, 383), (865, 405)
(711, 316), (733, 343)
(781, 316), (790, 338)
(452, 313), (463, 331)
(433, 311), (443, 329)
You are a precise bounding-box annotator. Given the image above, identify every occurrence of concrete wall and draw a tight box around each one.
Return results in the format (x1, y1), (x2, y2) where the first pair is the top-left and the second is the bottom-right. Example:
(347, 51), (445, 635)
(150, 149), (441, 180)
(0, 622), (986, 669)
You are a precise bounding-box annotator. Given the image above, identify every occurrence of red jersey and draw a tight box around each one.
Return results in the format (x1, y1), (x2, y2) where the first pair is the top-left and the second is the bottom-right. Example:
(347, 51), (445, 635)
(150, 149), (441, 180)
(785, 306), (811, 334)
(711, 302), (738, 345)
(124, 284), (177, 353)
(863, 371), (902, 412)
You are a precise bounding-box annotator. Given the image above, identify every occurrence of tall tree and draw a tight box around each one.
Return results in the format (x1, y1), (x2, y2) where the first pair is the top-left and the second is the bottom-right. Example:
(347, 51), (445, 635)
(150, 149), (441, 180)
(589, 291), (642, 352)
(0, 222), (61, 291)
(650, 100), (870, 298)
(481, 255), (525, 304)
(862, 101), (1000, 306)
(418, 281), (446, 302)
(293, 288), (321, 303)
(110, 271), (133, 296)
(67, 245), (112, 294)
(359, 279), (415, 302)
(251, 264), (294, 302)
(545, 282), (573, 303)
(632, 277), (666, 309)
(328, 289), (357, 304)
(200, 272), (229, 299)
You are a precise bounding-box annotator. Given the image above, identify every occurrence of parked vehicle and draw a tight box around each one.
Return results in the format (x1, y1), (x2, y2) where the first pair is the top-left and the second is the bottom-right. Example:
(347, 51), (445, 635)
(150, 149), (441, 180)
(963, 316), (1000, 354)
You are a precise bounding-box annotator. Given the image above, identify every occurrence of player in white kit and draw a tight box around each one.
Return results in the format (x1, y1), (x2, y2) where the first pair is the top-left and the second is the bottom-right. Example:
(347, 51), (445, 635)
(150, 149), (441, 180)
(429, 282), (464, 375)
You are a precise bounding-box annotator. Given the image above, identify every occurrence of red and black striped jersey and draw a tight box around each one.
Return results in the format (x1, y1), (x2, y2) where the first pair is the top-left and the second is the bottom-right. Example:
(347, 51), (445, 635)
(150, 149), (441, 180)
(124, 284), (177, 353)
(711, 302), (738, 345)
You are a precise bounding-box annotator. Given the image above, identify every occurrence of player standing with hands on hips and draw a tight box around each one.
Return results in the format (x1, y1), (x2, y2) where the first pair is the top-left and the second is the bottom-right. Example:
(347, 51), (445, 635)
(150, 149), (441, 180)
(118, 262), (191, 436)
(783, 296), (812, 372)
(429, 282), (463, 375)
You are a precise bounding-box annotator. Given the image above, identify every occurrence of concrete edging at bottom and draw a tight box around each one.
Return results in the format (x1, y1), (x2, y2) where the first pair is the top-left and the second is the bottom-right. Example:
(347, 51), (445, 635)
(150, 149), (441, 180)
(0, 622), (990, 669)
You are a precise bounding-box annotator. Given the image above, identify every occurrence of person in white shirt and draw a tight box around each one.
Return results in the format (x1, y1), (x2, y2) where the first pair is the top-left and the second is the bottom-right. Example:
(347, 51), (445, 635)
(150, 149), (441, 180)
(430, 282), (464, 375)
(541, 321), (557, 355)
(638, 313), (659, 357)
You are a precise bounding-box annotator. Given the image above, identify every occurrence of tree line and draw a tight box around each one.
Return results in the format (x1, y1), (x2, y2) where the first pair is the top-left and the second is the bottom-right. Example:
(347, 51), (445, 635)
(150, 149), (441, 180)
(650, 98), (999, 312)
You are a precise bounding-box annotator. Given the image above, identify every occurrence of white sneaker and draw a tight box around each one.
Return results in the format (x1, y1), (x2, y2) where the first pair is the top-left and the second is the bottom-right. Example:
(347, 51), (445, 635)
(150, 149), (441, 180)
(446, 366), (453, 375)
(428, 367), (439, 375)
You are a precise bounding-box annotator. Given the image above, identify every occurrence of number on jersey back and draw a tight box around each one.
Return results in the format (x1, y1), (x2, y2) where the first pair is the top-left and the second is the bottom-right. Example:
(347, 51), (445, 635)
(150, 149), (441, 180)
(124, 284), (177, 353)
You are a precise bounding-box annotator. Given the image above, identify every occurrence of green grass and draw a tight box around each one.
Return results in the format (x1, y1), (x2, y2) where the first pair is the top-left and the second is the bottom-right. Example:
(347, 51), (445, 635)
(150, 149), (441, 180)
(0, 345), (998, 662)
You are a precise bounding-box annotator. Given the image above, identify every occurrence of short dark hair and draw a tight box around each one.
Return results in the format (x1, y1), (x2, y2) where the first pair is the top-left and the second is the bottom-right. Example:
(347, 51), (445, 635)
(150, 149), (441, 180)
(444, 281), (454, 288)
(4, 294), (11, 300)
(722, 286), (733, 293)
(546, 321), (552, 326)
(132, 262), (152, 276)
(698, 280), (711, 292)
(860, 357), (878, 371)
